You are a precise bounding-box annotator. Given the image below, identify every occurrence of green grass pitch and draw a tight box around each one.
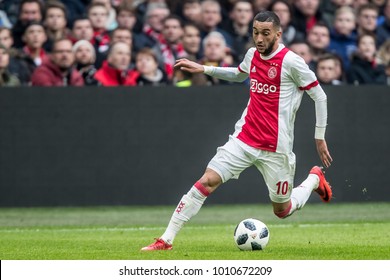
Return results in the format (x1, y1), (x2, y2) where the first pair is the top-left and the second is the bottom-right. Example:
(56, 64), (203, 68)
(0, 203), (389, 260)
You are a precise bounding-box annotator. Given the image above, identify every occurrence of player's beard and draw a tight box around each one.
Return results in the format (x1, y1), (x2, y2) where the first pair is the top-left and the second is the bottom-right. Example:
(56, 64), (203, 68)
(262, 35), (278, 56)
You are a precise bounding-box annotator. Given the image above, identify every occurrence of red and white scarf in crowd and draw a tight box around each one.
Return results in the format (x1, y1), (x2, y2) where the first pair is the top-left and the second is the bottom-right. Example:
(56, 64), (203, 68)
(143, 24), (164, 44)
(159, 39), (187, 80)
(22, 46), (46, 66)
(143, 25), (187, 79)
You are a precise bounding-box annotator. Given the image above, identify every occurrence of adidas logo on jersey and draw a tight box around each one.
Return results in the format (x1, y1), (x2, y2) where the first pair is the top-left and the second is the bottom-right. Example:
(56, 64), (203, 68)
(251, 66), (256, 73)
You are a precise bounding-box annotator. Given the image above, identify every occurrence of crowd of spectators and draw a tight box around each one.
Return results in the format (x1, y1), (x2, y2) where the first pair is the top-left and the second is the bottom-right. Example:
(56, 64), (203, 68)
(0, 0), (389, 87)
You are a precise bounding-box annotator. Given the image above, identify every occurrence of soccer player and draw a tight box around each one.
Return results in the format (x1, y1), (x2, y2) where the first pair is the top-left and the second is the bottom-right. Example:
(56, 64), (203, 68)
(141, 11), (333, 251)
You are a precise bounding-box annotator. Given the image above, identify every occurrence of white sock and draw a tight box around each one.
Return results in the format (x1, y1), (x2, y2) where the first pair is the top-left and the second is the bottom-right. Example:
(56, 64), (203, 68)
(289, 174), (319, 216)
(161, 184), (208, 244)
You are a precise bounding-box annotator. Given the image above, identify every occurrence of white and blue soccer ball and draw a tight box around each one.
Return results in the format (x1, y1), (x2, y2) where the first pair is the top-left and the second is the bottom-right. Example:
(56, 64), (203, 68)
(234, 218), (270, 251)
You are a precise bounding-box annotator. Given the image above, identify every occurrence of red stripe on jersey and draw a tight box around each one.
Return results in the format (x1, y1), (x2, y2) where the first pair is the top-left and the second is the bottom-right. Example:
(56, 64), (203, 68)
(299, 80), (319, 91)
(237, 47), (289, 152)
(238, 65), (246, 73)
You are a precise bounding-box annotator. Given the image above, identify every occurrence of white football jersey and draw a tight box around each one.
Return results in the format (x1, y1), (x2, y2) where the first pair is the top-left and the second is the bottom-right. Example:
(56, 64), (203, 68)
(235, 44), (319, 154)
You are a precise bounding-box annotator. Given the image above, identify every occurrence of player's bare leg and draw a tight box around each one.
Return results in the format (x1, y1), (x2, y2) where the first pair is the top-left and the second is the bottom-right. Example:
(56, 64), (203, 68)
(141, 169), (222, 251)
(272, 166), (332, 219)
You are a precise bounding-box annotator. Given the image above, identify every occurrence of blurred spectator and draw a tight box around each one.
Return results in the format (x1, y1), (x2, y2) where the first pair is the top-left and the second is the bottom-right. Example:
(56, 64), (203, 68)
(94, 26), (134, 69)
(91, 0), (117, 31)
(291, 0), (328, 36)
(133, 2), (170, 52)
(0, 0), (23, 26)
(356, 3), (379, 37)
(201, 31), (230, 66)
(111, 0), (125, 8)
(0, 27), (13, 49)
(135, 0), (169, 23)
(153, 15), (187, 81)
(88, 2), (111, 53)
(199, 31), (233, 85)
(372, 0), (387, 24)
(352, 0), (369, 11)
(0, 9), (12, 28)
(70, 16), (94, 43)
(22, 21), (47, 67)
(0, 0), (387, 88)
(269, 0), (304, 47)
(111, 27), (133, 46)
(0, 26), (34, 84)
(199, 0), (233, 49)
(347, 33), (387, 85)
(116, 2), (139, 32)
(328, 6), (357, 70)
(377, 38), (390, 65)
(376, 38), (390, 84)
(94, 41), (138, 86)
(289, 40), (316, 71)
(178, 23), (208, 86)
(372, 0), (387, 7)
(12, 0), (44, 49)
(182, 23), (202, 61)
(224, 0), (254, 64)
(18, 0), (43, 22)
(306, 22), (331, 62)
(73, 39), (98, 86)
(321, 0), (354, 26)
(332, 53), (345, 83)
(43, 0), (71, 52)
(181, 0), (202, 26)
(135, 47), (169, 86)
(377, 0), (390, 46)
(31, 38), (84, 86)
(253, 0), (272, 13)
(316, 53), (343, 85)
(95, 26), (134, 68)
(0, 43), (21, 86)
(60, 0), (89, 29)
(165, 0), (183, 13)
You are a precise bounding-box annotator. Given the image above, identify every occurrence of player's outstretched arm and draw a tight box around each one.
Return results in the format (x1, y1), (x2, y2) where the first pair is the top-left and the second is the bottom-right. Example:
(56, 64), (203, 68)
(174, 58), (204, 73)
(315, 139), (333, 168)
(174, 58), (248, 83)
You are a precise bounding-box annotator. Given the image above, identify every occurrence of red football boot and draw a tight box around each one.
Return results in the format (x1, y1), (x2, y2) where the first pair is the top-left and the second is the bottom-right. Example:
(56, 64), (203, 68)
(310, 166), (332, 203)
(141, 238), (172, 251)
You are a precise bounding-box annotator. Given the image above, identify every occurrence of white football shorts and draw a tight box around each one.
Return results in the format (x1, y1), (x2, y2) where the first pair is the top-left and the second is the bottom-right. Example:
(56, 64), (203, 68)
(207, 136), (296, 203)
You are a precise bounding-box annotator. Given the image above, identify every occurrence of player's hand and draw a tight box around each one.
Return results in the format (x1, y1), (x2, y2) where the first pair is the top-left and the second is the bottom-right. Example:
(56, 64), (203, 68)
(315, 139), (333, 168)
(174, 58), (204, 73)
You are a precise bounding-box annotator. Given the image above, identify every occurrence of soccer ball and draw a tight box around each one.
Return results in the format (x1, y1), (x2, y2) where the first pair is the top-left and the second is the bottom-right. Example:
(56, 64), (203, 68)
(234, 218), (270, 250)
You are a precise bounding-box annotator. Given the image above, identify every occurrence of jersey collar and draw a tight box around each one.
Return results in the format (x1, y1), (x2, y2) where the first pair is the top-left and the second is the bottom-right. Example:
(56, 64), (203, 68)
(260, 43), (285, 60)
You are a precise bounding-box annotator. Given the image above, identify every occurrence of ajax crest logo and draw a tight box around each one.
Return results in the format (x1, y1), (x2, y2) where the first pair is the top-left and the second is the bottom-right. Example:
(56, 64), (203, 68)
(268, 66), (277, 79)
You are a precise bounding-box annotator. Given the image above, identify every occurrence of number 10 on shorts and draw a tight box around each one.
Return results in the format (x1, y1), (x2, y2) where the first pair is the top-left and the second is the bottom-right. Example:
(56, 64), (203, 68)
(276, 181), (289, 195)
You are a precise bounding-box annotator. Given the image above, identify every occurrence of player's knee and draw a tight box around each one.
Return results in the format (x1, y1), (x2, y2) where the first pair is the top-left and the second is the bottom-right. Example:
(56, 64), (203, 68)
(198, 170), (222, 192)
(197, 178), (219, 193)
